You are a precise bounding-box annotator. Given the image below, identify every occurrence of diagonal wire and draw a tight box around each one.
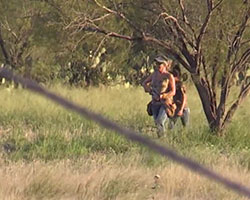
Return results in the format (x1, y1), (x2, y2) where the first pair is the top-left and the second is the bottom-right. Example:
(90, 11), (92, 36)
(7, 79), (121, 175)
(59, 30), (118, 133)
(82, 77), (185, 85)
(1, 66), (250, 198)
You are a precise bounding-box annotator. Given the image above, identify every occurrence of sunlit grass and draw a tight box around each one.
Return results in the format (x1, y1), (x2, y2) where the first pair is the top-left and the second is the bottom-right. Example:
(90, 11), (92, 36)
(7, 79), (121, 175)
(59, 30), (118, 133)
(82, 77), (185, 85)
(0, 84), (250, 199)
(0, 154), (250, 200)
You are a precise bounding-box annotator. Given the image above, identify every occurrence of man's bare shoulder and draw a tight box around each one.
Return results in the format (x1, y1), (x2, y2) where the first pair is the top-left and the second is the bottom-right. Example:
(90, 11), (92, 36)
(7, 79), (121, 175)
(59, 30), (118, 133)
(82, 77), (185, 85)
(162, 72), (173, 78)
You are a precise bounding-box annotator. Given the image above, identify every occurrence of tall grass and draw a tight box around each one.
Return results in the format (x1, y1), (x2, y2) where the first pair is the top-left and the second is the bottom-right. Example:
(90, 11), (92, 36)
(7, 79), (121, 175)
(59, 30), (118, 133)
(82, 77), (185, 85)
(0, 84), (250, 199)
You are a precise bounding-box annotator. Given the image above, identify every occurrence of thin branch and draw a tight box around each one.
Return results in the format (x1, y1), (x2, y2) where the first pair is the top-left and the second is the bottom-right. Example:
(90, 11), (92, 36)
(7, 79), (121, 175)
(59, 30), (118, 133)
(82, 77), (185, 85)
(241, 39), (250, 47)
(157, 13), (197, 72)
(201, 55), (217, 115)
(65, 12), (112, 36)
(178, 0), (196, 38)
(212, 0), (224, 11)
(92, 34), (109, 58)
(201, 55), (211, 93)
(93, 0), (144, 35)
(206, 0), (213, 12)
(211, 30), (223, 102)
(92, 13), (112, 22)
(196, 0), (224, 64)
(196, 11), (211, 60)
(43, 0), (69, 24)
(222, 81), (250, 129)
(1, 20), (18, 40)
(216, 71), (230, 126)
(142, 33), (192, 72)
(229, 48), (250, 82)
(0, 27), (10, 64)
(226, 8), (249, 62)
(84, 26), (141, 41)
(217, 48), (250, 126)
(160, 13), (196, 49)
(71, 33), (92, 52)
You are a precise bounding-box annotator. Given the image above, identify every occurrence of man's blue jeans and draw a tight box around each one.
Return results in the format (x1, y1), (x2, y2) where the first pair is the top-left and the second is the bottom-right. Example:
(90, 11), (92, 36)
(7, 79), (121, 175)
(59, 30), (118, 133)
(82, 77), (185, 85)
(151, 103), (168, 137)
(168, 107), (190, 129)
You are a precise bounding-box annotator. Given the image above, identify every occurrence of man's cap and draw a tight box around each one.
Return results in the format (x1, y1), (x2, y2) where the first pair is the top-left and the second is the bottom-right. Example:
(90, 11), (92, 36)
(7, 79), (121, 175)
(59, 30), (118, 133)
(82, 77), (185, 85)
(154, 55), (173, 63)
(154, 56), (174, 68)
(154, 56), (166, 63)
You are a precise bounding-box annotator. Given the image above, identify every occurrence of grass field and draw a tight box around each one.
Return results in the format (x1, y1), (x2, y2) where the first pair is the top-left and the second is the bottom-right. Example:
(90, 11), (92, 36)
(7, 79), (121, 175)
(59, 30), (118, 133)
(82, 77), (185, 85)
(0, 84), (250, 200)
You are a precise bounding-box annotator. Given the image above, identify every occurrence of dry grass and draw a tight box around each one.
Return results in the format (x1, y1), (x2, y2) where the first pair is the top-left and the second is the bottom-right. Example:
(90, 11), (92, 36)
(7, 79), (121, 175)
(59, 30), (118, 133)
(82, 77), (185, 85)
(0, 153), (249, 200)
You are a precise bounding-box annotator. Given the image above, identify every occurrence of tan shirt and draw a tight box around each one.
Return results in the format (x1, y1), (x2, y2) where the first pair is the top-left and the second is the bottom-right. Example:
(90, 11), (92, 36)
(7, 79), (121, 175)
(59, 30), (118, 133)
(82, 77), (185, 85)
(151, 71), (172, 101)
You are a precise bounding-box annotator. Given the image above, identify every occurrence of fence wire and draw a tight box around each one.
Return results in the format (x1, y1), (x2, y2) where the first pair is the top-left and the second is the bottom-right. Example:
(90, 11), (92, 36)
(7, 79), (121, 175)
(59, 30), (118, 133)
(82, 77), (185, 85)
(1, 66), (250, 198)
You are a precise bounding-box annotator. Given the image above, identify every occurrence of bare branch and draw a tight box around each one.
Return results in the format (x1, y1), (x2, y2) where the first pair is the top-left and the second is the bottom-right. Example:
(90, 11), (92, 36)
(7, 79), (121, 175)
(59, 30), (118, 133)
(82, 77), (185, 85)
(241, 39), (250, 47)
(142, 33), (192, 72)
(0, 27), (10, 64)
(222, 81), (250, 129)
(93, 0), (144, 35)
(64, 12), (112, 36)
(178, 0), (196, 38)
(197, 0), (225, 57)
(178, 0), (188, 23)
(196, 12), (211, 56)
(216, 73), (231, 127)
(92, 34), (109, 58)
(92, 13), (112, 22)
(71, 33), (92, 52)
(84, 26), (141, 41)
(227, 8), (249, 62)
(212, 0), (224, 11)
(160, 13), (196, 49)
(206, 0), (213, 12)
(1, 20), (18, 40)
(215, 9), (249, 125)
(217, 47), (250, 127)
(43, 0), (69, 24)
(153, 10), (198, 72)
(229, 48), (250, 81)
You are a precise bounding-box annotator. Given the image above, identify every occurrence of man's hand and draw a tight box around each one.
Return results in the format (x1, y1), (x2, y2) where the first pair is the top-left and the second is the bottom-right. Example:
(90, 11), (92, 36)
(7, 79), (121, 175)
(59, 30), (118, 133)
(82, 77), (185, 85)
(144, 87), (151, 93)
(177, 110), (183, 116)
(160, 93), (170, 99)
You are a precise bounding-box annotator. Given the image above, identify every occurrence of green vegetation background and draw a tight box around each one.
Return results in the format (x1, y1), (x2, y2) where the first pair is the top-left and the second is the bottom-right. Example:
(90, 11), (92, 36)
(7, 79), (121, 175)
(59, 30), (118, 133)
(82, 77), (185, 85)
(1, 85), (250, 169)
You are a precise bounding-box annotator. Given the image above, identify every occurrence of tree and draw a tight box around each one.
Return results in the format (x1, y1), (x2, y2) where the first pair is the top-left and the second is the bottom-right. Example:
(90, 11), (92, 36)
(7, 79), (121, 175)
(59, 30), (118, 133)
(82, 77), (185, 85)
(0, 0), (33, 71)
(0, 0), (63, 83)
(64, 0), (250, 133)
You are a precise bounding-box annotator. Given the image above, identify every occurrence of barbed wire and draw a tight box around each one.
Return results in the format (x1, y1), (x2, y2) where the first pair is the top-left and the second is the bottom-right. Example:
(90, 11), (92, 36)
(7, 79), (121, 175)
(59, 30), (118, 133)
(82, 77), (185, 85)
(1, 66), (250, 198)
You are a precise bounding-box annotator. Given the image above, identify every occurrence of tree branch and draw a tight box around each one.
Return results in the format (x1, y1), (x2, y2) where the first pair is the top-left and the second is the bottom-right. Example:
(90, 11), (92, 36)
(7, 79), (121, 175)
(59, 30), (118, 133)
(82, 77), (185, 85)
(142, 33), (192, 72)
(160, 13), (196, 49)
(201, 55), (216, 115)
(93, 0), (144, 35)
(178, 0), (196, 39)
(196, 0), (224, 65)
(226, 7), (249, 62)
(155, 12), (197, 72)
(196, 12), (211, 65)
(0, 27), (10, 65)
(229, 48), (250, 83)
(222, 81), (250, 129)
(84, 26), (141, 41)
(218, 48), (250, 128)
(212, 0), (224, 11)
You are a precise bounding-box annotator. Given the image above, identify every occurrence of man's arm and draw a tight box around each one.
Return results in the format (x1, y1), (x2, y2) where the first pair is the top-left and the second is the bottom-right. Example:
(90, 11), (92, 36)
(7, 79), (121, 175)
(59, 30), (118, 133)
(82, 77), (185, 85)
(142, 74), (153, 93)
(177, 85), (187, 116)
(161, 73), (176, 99)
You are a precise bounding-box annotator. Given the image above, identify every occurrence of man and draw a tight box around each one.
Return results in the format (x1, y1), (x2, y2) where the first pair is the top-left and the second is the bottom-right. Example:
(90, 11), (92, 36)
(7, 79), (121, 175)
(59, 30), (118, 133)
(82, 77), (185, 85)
(142, 56), (176, 137)
(168, 64), (190, 129)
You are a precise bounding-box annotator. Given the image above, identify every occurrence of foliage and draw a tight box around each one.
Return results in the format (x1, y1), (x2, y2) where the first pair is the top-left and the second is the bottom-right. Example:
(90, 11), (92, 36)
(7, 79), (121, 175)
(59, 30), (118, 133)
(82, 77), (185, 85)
(0, 86), (250, 162)
(60, 0), (250, 133)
